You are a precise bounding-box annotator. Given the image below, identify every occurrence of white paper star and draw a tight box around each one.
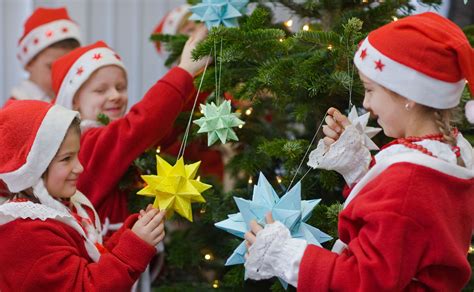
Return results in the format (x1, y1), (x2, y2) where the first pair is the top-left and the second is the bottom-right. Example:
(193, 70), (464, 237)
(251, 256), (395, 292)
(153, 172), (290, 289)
(347, 106), (381, 150)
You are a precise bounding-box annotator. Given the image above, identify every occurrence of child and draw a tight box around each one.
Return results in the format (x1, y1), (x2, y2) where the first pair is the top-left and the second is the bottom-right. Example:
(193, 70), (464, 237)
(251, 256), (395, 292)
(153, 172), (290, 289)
(0, 100), (166, 290)
(51, 26), (209, 231)
(243, 12), (474, 291)
(8, 7), (81, 104)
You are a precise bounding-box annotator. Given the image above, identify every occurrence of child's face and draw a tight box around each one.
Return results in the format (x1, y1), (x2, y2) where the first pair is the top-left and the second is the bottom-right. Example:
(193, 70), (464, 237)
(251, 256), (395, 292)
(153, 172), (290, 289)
(73, 65), (128, 122)
(360, 72), (409, 138)
(26, 47), (73, 98)
(43, 127), (83, 199)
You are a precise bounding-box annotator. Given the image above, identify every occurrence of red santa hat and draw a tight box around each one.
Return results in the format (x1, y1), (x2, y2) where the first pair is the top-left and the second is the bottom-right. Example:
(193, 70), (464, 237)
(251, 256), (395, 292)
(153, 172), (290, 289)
(17, 7), (82, 67)
(152, 4), (191, 54)
(51, 41), (126, 110)
(0, 100), (79, 193)
(354, 12), (474, 122)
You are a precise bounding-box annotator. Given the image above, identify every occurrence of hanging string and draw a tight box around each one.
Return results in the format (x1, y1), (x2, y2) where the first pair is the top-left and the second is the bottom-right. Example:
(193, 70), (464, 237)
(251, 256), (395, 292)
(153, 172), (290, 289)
(287, 111), (328, 191)
(346, 34), (356, 111)
(177, 54), (212, 159)
(214, 39), (219, 102)
(218, 37), (223, 104)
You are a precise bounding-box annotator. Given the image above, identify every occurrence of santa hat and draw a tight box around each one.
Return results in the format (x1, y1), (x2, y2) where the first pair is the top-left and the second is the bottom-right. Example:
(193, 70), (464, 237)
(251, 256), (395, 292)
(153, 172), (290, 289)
(354, 12), (474, 122)
(17, 7), (82, 67)
(152, 4), (191, 54)
(0, 100), (78, 193)
(52, 41), (126, 110)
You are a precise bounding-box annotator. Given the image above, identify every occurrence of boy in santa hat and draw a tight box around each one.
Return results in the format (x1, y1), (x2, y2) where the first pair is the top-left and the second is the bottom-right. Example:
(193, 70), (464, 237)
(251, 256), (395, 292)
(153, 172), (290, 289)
(51, 26), (209, 233)
(7, 7), (81, 105)
(0, 100), (166, 290)
(244, 12), (474, 291)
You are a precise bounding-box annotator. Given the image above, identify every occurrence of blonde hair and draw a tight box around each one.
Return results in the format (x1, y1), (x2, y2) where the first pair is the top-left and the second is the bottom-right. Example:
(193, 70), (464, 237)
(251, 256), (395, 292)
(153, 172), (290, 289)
(433, 109), (465, 166)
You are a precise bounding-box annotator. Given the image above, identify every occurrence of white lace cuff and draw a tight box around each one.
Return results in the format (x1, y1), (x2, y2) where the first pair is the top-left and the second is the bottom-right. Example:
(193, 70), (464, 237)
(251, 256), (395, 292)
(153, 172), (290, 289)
(244, 221), (307, 287)
(307, 125), (371, 186)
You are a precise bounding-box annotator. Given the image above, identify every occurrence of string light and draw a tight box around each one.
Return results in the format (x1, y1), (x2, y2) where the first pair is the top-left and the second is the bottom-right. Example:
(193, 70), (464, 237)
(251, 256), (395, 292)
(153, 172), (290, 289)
(392, 16), (399, 21)
(362, 0), (369, 3)
(204, 253), (214, 261)
(276, 176), (282, 184)
(469, 245), (474, 254)
(156, 146), (161, 154)
(302, 24), (310, 31)
(238, 124), (243, 129)
(245, 107), (253, 116)
(212, 280), (220, 288)
(327, 44), (333, 50)
(279, 38), (284, 42)
(248, 176), (253, 184)
(200, 108), (204, 114)
(284, 19), (293, 28)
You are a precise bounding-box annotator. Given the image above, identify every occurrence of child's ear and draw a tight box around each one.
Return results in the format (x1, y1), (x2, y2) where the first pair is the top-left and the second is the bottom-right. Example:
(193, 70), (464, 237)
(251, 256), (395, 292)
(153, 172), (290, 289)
(72, 95), (80, 110)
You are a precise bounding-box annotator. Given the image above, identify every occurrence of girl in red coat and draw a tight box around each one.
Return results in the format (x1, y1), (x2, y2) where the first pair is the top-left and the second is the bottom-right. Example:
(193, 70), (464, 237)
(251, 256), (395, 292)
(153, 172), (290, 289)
(51, 26), (209, 231)
(0, 100), (166, 291)
(244, 12), (474, 291)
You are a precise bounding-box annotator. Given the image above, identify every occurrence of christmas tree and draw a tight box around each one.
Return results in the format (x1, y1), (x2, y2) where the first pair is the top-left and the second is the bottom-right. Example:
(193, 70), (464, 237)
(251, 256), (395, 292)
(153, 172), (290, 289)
(137, 0), (474, 290)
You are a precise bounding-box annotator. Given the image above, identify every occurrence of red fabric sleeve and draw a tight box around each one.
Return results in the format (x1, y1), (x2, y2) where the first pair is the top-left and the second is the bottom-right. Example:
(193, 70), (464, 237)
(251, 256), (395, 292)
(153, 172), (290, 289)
(0, 219), (156, 291)
(104, 214), (139, 250)
(77, 67), (194, 223)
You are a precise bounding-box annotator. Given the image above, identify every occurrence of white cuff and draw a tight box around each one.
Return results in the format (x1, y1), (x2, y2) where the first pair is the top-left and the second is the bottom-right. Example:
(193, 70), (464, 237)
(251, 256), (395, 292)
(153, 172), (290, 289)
(307, 125), (372, 186)
(244, 221), (307, 287)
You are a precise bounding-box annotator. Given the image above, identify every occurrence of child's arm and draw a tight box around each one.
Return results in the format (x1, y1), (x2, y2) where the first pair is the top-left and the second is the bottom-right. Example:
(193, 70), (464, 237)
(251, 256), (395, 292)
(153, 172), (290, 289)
(1, 219), (159, 291)
(308, 107), (372, 186)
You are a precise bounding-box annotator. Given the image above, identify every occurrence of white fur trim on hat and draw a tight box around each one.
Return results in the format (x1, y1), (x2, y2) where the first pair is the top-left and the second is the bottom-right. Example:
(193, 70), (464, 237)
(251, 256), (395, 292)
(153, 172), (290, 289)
(0, 105), (79, 192)
(162, 4), (191, 35)
(465, 100), (474, 124)
(354, 37), (466, 109)
(55, 47), (126, 110)
(17, 19), (81, 67)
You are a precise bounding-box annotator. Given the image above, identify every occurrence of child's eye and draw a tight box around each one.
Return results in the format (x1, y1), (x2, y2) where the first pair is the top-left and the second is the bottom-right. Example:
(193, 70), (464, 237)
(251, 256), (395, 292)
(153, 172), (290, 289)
(117, 84), (127, 91)
(61, 156), (71, 162)
(94, 88), (106, 94)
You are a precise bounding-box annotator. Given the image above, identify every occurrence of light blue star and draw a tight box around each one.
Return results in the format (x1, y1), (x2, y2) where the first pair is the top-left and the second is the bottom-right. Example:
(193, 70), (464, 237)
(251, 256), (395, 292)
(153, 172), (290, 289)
(215, 172), (332, 287)
(189, 0), (249, 29)
(193, 100), (245, 146)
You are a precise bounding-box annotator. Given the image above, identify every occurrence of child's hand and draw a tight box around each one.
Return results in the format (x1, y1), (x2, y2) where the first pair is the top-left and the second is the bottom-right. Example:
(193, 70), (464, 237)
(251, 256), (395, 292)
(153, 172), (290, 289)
(244, 213), (274, 256)
(322, 107), (351, 146)
(132, 207), (166, 247)
(178, 24), (212, 76)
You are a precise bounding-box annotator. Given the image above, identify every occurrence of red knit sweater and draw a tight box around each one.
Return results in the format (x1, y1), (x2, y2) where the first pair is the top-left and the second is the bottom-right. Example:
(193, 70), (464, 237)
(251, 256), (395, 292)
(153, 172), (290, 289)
(298, 162), (474, 291)
(0, 214), (156, 291)
(77, 67), (194, 224)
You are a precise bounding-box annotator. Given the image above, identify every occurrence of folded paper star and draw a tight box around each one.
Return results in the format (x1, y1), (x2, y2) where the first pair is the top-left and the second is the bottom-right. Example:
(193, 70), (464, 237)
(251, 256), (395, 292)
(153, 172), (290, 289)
(215, 172), (332, 287)
(137, 155), (211, 222)
(189, 0), (249, 29)
(193, 100), (245, 146)
(347, 106), (381, 150)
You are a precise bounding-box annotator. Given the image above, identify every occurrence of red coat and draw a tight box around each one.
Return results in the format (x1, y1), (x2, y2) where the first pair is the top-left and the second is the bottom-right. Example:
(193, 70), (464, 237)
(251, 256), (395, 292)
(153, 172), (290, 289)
(0, 206), (156, 291)
(298, 154), (474, 291)
(77, 67), (194, 225)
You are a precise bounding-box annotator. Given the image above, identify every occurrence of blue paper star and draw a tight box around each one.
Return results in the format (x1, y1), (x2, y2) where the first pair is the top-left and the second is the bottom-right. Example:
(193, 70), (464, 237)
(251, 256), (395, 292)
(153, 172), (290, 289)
(215, 173), (332, 287)
(189, 0), (249, 29)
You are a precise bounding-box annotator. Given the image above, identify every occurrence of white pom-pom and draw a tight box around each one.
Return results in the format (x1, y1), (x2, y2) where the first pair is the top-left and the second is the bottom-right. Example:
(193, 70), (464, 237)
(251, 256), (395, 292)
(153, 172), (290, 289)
(465, 100), (474, 124)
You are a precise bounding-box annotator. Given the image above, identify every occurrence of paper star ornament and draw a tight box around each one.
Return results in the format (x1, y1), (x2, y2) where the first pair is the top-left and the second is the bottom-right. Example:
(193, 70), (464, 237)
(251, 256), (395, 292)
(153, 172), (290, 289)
(347, 106), (381, 150)
(193, 100), (245, 146)
(189, 0), (249, 29)
(215, 173), (332, 286)
(137, 155), (211, 222)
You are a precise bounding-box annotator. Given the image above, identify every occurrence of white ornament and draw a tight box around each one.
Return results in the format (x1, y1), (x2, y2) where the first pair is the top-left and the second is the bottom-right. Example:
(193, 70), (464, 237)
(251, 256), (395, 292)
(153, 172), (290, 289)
(347, 106), (381, 150)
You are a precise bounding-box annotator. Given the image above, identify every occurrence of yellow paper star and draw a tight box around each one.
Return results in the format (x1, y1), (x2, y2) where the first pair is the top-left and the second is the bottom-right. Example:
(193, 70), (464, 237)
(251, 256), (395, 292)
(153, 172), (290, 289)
(137, 155), (212, 222)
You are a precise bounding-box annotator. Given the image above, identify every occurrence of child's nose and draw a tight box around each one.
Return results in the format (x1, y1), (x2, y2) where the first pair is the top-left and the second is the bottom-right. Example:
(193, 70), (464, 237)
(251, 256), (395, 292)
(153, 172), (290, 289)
(362, 95), (370, 110)
(75, 160), (84, 174)
(108, 89), (122, 101)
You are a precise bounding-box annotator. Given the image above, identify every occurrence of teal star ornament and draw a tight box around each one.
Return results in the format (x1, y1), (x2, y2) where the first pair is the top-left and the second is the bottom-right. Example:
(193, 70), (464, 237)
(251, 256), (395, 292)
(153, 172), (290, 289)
(215, 172), (332, 287)
(193, 100), (245, 146)
(189, 0), (249, 29)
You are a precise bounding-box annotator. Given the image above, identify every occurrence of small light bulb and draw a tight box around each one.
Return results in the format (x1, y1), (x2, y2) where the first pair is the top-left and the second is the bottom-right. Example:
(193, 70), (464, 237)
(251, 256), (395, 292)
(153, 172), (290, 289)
(248, 177), (253, 184)
(469, 245), (474, 254)
(392, 16), (398, 22)
(276, 176), (282, 184)
(245, 107), (253, 116)
(302, 24), (310, 31)
(156, 146), (161, 154)
(327, 44), (333, 50)
(284, 19), (293, 27)
(200, 108), (204, 114)
(279, 38), (284, 42)
(238, 124), (243, 129)
(212, 280), (220, 288)
(362, 0), (369, 3)
(204, 253), (213, 260)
